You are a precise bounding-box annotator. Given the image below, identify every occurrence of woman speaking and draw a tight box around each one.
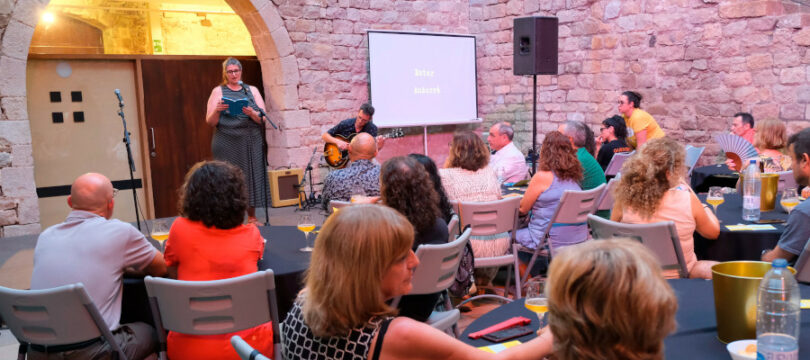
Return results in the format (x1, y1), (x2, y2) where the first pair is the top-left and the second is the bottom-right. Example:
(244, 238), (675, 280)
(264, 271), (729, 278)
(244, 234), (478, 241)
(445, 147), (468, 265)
(206, 57), (269, 225)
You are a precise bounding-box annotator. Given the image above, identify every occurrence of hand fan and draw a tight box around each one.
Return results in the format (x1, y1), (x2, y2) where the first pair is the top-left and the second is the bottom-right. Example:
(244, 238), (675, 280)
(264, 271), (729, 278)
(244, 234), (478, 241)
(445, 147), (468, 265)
(715, 134), (758, 171)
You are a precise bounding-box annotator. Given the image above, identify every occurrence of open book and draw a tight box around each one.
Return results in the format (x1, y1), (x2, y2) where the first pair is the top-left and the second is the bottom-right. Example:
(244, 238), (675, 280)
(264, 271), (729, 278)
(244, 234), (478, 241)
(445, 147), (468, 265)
(223, 97), (249, 116)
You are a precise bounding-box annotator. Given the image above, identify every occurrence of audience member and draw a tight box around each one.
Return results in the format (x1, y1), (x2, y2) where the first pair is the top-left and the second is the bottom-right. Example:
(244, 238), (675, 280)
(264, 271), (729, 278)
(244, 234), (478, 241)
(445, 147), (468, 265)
(547, 239), (678, 360)
(163, 161), (272, 360)
(618, 90), (665, 148)
(559, 120), (606, 191)
(380, 156), (448, 322)
(762, 128), (810, 263)
(727, 119), (790, 172)
(731, 112), (756, 144)
(409, 153), (453, 223)
(281, 205), (552, 359)
(595, 115), (632, 171)
(517, 131), (587, 255)
(322, 133), (381, 205)
(30, 173), (166, 360)
(440, 131), (502, 202)
(487, 122), (529, 183)
(612, 138), (720, 279)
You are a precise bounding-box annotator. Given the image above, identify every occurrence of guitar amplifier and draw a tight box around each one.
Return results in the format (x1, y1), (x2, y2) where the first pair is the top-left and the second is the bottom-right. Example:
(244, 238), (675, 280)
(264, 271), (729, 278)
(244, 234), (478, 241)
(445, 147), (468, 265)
(268, 168), (303, 207)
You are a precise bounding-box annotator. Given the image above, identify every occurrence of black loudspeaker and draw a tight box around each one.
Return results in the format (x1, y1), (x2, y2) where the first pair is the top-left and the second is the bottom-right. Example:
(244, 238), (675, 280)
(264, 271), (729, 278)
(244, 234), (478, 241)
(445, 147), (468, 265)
(513, 16), (559, 75)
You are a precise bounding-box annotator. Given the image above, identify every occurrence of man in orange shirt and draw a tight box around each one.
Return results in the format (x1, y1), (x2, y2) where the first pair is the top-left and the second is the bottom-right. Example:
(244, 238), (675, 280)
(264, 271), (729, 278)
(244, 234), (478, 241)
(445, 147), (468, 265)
(731, 112), (756, 144)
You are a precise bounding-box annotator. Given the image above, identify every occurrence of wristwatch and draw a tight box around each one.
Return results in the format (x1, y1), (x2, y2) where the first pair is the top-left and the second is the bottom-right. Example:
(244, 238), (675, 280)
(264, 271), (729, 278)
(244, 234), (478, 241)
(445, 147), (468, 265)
(761, 248), (772, 256)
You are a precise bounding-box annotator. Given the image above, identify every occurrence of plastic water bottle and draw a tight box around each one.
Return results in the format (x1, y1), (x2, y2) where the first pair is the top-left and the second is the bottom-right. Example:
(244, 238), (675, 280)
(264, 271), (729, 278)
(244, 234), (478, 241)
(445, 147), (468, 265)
(743, 159), (761, 222)
(756, 259), (800, 360)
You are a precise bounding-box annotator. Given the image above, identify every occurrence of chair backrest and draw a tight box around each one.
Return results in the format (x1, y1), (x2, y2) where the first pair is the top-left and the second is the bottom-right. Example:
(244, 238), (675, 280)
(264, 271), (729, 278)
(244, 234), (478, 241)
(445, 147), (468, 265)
(685, 145), (705, 176)
(596, 177), (619, 212)
(548, 184), (606, 226)
(407, 228), (472, 297)
(145, 269), (280, 344)
(587, 214), (689, 278)
(0, 283), (126, 359)
(231, 335), (272, 360)
(450, 196), (520, 239)
(329, 200), (351, 213)
(793, 237), (810, 283)
(776, 171), (797, 192)
(604, 151), (634, 176)
(447, 214), (459, 241)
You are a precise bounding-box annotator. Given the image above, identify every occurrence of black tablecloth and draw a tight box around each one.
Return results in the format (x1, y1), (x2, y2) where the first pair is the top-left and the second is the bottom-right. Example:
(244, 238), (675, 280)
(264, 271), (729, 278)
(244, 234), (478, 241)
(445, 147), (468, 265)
(691, 164), (739, 193)
(694, 194), (788, 261)
(122, 224), (311, 325)
(461, 279), (810, 358)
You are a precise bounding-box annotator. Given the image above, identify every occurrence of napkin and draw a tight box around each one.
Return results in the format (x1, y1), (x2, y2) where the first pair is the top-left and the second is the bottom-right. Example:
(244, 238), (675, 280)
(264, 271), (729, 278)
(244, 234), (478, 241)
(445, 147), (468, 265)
(477, 340), (522, 353)
(725, 224), (777, 231)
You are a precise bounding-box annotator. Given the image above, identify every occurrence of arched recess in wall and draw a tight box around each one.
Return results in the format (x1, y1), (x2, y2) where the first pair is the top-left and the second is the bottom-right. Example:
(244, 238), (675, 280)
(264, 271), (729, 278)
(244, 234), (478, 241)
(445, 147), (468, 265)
(2, 0), (299, 226)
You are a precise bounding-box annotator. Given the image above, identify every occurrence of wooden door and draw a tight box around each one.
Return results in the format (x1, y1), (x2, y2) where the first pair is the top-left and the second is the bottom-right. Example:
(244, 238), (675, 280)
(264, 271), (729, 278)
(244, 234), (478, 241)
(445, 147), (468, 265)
(141, 58), (263, 218)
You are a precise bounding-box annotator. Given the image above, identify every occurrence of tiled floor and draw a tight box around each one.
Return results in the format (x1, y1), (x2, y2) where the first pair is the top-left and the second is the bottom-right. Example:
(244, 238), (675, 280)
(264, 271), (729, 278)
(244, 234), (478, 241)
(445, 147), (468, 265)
(0, 205), (505, 354)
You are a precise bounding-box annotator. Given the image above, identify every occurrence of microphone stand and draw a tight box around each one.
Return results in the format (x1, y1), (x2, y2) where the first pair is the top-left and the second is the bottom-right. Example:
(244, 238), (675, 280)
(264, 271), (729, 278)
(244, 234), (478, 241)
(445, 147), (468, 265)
(241, 82), (272, 225)
(296, 147), (320, 211)
(115, 89), (141, 231)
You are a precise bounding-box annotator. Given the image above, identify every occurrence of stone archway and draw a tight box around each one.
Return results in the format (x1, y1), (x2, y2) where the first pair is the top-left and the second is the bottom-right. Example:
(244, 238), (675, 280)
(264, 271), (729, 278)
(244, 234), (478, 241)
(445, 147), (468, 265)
(0, 0), (301, 236)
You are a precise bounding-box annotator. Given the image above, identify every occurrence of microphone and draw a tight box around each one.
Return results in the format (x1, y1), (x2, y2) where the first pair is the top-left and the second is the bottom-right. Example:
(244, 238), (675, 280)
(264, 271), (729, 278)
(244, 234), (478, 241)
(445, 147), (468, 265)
(114, 89), (123, 105)
(238, 80), (249, 96)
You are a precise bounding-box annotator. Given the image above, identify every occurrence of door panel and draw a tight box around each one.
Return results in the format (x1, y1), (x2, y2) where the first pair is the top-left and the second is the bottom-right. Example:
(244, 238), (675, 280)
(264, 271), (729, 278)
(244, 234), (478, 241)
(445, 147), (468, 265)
(141, 58), (263, 217)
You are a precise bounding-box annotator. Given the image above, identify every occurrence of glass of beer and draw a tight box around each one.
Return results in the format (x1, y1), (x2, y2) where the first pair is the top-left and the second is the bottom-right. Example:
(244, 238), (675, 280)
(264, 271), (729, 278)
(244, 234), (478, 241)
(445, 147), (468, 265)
(781, 188), (799, 214)
(150, 219), (169, 251)
(524, 278), (548, 330)
(707, 186), (725, 214)
(297, 213), (315, 252)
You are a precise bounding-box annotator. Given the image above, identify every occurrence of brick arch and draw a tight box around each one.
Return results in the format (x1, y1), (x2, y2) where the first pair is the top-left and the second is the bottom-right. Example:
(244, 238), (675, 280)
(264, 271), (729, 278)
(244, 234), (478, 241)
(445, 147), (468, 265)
(0, 0), (301, 235)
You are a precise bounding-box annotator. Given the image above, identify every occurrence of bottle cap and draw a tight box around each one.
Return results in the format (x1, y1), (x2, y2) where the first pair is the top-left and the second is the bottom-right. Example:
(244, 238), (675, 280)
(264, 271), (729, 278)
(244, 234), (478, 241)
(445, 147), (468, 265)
(772, 258), (788, 268)
(750, 159), (757, 164)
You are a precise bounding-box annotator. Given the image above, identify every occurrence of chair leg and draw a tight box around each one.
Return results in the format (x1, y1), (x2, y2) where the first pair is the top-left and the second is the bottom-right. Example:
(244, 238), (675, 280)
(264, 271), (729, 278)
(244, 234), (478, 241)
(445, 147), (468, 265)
(513, 244), (522, 298)
(17, 342), (26, 360)
(504, 265), (513, 298)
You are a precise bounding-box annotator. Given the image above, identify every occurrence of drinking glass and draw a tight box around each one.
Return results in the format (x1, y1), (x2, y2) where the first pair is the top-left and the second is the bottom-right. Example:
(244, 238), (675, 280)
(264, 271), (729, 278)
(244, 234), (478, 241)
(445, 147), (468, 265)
(350, 184), (366, 203)
(707, 186), (725, 214)
(523, 278), (548, 329)
(781, 188), (799, 214)
(150, 219), (169, 251)
(297, 213), (315, 252)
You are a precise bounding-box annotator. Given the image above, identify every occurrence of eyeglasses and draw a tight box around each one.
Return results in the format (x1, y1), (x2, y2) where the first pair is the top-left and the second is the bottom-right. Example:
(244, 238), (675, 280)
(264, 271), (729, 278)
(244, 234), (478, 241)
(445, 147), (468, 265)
(600, 126), (611, 131)
(112, 188), (119, 198)
(226, 69), (241, 75)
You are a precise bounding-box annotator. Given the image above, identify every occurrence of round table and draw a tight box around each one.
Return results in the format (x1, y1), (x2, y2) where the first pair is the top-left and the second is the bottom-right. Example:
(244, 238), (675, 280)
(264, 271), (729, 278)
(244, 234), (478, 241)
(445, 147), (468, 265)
(691, 164), (739, 193)
(694, 193), (788, 261)
(461, 279), (810, 358)
(122, 224), (311, 325)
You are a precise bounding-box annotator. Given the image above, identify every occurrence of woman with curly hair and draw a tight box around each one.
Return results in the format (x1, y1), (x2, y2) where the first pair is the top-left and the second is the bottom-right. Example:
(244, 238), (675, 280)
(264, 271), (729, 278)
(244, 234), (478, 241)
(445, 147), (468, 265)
(409, 153), (453, 223)
(163, 160), (272, 359)
(440, 130), (502, 203)
(380, 156), (448, 321)
(612, 137), (720, 279)
(516, 131), (586, 254)
(547, 239), (678, 360)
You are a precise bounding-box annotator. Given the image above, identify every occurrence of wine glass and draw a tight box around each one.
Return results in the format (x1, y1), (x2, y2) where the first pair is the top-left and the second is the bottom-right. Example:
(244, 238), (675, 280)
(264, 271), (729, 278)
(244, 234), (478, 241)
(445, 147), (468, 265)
(350, 184), (366, 203)
(297, 213), (315, 252)
(707, 186), (725, 213)
(523, 278), (548, 330)
(781, 188), (799, 214)
(150, 219), (169, 251)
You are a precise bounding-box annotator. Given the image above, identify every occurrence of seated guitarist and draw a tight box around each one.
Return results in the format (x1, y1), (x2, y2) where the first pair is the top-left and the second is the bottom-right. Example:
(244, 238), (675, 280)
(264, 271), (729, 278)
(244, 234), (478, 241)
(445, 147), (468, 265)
(322, 103), (386, 151)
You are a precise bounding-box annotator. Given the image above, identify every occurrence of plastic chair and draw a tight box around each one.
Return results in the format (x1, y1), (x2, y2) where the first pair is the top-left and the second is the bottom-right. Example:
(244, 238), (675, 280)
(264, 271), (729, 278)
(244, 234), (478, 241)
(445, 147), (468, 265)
(145, 269), (282, 360)
(685, 145), (705, 177)
(793, 238), (810, 284)
(450, 196), (522, 301)
(777, 171), (797, 192)
(588, 214), (689, 278)
(604, 151), (634, 177)
(231, 335), (272, 360)
(0, 283), (127, 360)
(329, 200), (351, 214)
(391, 227), (471, 336)
(447, 214), (459, 241)
(520, 184), (606, 284)
(596, 177), (620, 212)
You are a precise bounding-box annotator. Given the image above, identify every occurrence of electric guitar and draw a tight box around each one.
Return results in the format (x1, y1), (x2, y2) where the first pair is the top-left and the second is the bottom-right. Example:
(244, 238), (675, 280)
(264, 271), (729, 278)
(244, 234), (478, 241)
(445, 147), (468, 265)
(324, 128), (404, 169)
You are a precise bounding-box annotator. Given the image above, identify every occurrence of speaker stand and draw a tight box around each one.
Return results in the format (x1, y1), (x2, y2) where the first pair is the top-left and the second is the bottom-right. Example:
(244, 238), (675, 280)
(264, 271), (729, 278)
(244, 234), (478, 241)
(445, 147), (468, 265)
(528, 74), (539, 175)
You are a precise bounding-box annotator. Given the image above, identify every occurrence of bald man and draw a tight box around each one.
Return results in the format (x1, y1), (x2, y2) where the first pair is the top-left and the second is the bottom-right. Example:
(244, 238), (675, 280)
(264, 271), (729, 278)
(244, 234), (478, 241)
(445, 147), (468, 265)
(321, 133), (381, 206)
(30, 173), (166, 360)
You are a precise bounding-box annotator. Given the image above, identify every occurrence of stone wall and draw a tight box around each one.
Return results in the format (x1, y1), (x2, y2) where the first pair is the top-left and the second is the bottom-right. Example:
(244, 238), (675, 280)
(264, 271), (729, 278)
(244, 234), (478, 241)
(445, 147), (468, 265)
(2, 0), (810, 236)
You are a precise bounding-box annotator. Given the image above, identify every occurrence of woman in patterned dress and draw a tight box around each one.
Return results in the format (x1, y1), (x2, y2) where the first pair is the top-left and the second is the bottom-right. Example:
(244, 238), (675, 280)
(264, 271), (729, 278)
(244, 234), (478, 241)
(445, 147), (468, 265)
(205, 57), (269, 225)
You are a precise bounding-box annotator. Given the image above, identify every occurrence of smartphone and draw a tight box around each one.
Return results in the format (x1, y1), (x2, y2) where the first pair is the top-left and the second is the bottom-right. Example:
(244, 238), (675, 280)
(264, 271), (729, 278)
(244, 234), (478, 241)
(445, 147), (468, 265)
(481, 326), (534, 342)
(756, 219), (785, 224)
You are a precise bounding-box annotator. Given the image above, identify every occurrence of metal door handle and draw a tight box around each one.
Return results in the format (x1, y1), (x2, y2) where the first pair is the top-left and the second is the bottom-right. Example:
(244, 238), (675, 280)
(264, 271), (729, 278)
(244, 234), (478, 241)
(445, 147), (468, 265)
(150, 128), (156, 157)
